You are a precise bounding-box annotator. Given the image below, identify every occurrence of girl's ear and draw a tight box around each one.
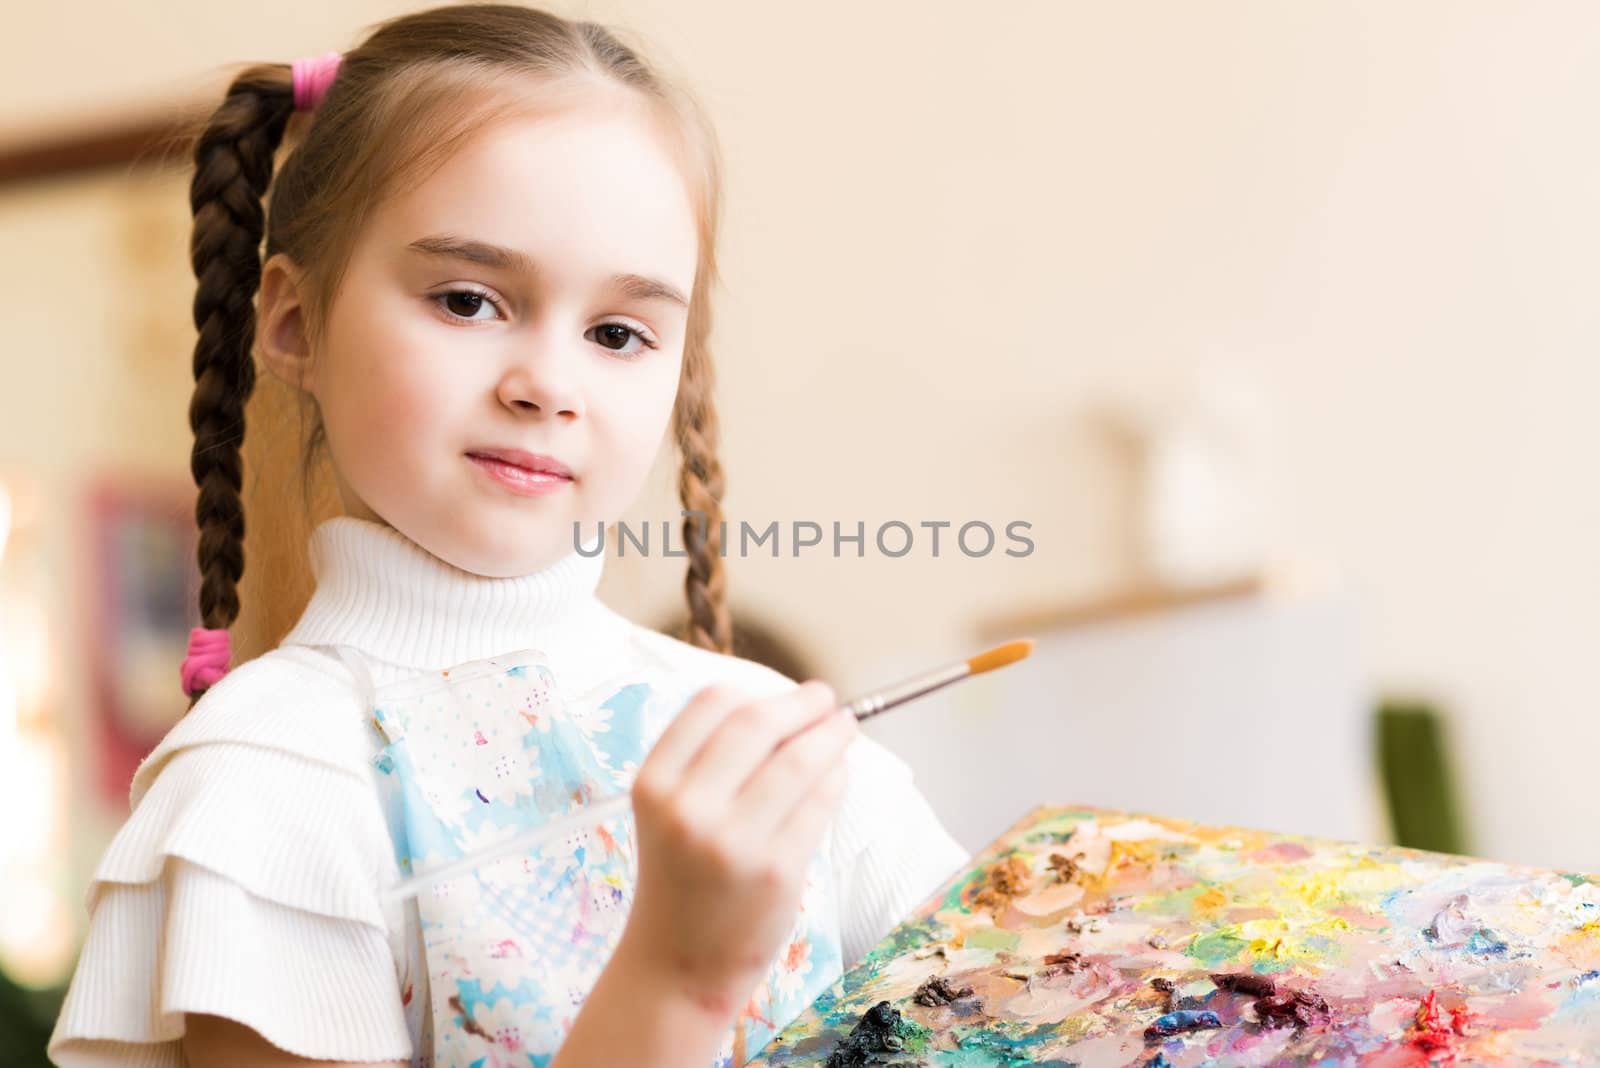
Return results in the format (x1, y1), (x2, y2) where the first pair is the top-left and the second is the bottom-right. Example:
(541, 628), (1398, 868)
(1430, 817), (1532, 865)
(257, 253), (316, 392)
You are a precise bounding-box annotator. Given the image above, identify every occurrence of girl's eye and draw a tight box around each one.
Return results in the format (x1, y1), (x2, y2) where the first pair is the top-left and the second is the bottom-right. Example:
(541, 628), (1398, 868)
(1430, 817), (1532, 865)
(432, 287), (506, 322)
(588, 322), (659, 358)
(432, 288), (658, 356)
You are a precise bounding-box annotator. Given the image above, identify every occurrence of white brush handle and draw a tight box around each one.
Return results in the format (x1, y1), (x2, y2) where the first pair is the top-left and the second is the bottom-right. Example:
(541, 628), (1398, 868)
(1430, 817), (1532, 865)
(383, 791), (631, 903)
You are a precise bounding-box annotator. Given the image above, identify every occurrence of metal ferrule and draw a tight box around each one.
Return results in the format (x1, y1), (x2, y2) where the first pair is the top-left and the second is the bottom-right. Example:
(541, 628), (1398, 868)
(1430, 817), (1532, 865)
(842, 662), (970, 722)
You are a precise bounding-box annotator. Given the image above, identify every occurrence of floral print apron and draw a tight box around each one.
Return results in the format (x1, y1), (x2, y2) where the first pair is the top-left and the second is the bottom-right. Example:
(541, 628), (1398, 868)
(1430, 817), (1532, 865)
(332, 645), (843, 1067)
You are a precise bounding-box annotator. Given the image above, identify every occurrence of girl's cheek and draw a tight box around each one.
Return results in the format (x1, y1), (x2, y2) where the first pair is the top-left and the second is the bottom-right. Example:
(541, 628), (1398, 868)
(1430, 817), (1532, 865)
(367, 347), (465, 427)
(396, 371), (451, 421)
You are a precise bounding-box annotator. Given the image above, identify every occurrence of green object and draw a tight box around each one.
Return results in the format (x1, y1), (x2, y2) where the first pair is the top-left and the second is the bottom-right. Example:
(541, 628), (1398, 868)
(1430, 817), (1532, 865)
(1376, 699), (1469, 856)
(0, 964), (61, 1068)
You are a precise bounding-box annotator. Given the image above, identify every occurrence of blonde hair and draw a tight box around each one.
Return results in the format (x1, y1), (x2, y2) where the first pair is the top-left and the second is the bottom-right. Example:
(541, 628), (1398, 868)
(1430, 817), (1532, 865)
(183, 3), (733, 703)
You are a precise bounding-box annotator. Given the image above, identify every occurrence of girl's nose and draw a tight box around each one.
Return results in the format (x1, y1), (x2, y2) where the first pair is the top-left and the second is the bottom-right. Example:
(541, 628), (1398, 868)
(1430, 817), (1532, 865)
(496, 347), (585, 419)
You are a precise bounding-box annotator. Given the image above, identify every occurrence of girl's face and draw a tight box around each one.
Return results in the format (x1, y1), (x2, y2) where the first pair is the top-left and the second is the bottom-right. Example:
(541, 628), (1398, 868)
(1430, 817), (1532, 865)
(290, 96), (698, 577)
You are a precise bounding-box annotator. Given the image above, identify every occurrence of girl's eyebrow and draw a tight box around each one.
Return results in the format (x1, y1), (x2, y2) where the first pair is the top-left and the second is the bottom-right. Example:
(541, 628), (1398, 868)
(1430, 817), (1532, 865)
(405, 233), (689, 309)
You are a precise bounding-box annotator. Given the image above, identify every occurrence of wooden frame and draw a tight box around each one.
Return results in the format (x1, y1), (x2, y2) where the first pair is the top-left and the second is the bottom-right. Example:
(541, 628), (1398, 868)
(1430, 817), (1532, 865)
(0, 111), (193, 187)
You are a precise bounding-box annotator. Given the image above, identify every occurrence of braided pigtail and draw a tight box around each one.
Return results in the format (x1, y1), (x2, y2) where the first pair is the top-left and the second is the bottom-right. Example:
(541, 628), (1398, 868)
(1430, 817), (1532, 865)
(184, 67), (297, 707)
(675, 344), (733, 655)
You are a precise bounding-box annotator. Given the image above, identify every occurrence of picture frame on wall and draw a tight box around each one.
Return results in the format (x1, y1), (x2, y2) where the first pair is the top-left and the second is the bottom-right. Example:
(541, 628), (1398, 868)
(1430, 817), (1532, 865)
(84, 476), (198, 807)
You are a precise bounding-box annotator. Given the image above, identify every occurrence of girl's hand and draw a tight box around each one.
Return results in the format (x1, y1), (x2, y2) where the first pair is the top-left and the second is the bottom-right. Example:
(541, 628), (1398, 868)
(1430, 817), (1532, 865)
(618, 680), (857, 1022)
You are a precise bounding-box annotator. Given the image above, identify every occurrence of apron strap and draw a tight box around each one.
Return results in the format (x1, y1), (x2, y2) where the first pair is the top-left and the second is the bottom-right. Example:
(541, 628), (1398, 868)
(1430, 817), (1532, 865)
(321, 643), (378, 711)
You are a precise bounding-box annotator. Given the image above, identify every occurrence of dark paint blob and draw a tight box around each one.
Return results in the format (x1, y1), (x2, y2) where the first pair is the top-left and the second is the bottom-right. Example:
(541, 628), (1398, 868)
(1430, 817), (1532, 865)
(1210, 971), (1278, 999)
(913, 975), (975, 1007)
(1047, 852), (1086, 883)
(1039, 950), (1087, 978)
(972, 854), (1032, 912)
(1144, 1010), (1222, 1039)
(825, 1000), (910, 1067)
(1253, 988), (1333, 1029)
(1212, 972), (1332, 1030)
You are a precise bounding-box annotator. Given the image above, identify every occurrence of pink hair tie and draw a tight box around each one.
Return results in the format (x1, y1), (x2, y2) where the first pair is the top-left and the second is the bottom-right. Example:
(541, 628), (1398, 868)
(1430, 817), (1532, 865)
(291, 50), (343, 111)
(182, 626), (232, 697)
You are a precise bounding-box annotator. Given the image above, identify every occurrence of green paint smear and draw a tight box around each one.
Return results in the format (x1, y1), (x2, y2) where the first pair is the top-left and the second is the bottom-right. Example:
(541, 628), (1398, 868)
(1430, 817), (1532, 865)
(966, 927), (1021, 951)
(931, 1048), (1017, 1068)
(1187, 929), (1250, 967)
(929, 1022), (1060, 1067)
(938, 867), (987, 913)
(1019, 810), (1095, 845)
(893, 1015), (934, 1055)
(854, 918), (950, 972)
(1303, 935), (1347, 959)
(1134, 883), (1208, 916)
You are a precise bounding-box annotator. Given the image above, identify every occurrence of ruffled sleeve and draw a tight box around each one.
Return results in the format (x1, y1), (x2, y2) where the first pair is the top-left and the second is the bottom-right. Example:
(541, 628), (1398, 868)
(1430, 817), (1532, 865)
(48, 647), (413, 1067)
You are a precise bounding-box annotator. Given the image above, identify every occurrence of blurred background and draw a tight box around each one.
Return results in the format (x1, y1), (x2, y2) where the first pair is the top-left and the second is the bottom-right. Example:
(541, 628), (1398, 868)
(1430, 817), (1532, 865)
(3, 0), (1599, 1056)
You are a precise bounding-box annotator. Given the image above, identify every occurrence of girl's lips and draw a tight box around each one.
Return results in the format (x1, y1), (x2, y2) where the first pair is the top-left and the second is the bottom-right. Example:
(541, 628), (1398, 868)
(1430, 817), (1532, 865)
(466, 447), (571, 477)
(467, 453), (573, 496)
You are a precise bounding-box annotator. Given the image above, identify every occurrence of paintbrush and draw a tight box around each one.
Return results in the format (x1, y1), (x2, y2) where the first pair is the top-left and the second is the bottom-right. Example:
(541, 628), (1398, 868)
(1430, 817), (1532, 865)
(382, 639), (1034, 902)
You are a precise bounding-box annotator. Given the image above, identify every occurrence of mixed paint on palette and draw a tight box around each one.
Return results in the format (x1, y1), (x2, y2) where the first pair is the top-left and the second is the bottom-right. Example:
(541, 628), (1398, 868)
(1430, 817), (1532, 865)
(747, 805), (1600, 1067)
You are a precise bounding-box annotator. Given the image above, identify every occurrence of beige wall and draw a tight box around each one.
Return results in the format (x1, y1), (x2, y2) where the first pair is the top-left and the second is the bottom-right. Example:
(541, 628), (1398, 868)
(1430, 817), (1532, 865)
(3, 0), (1598, 896)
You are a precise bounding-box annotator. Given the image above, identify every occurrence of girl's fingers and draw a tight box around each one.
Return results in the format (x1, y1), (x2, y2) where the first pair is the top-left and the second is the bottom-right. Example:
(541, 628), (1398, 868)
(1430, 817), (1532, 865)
(633, 684), (746, 791)
(769, 760), (851, 868)
(730, 708), (857, 842)
(677, 681), (838, 810)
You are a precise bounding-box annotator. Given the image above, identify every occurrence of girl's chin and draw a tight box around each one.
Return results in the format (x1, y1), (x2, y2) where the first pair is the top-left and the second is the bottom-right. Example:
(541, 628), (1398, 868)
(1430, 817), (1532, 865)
(443, 525), (585, 578)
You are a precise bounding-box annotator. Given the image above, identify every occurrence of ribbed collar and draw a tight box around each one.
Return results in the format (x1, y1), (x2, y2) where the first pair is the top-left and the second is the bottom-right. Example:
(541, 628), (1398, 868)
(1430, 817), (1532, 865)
(279, 516), (606, 672)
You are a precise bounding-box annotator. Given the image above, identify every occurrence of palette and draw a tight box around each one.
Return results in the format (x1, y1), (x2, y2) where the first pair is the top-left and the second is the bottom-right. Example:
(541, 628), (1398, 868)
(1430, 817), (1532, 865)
(746, 805), (1600, 1066)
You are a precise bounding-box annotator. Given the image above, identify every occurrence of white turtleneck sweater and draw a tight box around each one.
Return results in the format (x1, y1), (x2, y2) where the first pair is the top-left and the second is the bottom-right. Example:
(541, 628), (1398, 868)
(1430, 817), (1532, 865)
(49, 517), (969, 1067)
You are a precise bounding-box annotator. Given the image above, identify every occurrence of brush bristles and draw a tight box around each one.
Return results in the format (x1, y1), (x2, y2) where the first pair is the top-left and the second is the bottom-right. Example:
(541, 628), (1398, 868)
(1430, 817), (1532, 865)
(966, 639), (1035, 675)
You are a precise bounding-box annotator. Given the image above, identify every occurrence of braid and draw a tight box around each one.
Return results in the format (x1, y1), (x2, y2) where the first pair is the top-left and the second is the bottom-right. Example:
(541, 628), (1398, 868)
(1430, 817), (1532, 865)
(675, 349), (733, 654)
(185, 68), (295, 704)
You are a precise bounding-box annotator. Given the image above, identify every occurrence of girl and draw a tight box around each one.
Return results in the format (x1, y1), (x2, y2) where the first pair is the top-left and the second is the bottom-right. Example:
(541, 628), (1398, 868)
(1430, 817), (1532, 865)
(48, 4), (968, 1068)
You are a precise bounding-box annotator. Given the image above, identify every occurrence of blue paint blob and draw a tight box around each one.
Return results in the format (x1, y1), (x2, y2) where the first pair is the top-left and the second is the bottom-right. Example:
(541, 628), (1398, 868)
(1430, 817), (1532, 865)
(1468, 928), (1509, 956)
(1144, 1010), (1222, 1039)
